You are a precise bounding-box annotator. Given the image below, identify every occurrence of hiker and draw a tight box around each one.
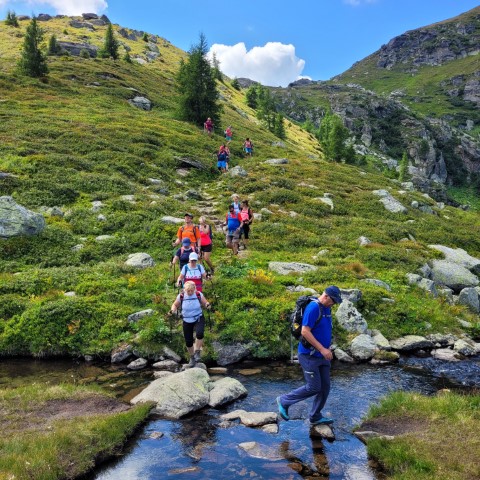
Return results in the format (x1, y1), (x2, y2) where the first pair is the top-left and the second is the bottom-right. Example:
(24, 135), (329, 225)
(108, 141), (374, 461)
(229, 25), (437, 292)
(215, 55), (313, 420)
(231, 194), (241, 215)
(198, 216), (214, 274)
(224, 204), (243, 255)
(217, 146), (227, 173)
(171, 237), (197, 271)
(276, 286), (343, 426)
(243, 137), (253, 156)
(172, 213), (201, 249)
(169, 281), (211, 367)
(239, 199), (253, 249)
(224, 144), (231, 171)
(224, 126), (233, 144)
(177, 252), (207, 292)
(204, 117), (214, 136)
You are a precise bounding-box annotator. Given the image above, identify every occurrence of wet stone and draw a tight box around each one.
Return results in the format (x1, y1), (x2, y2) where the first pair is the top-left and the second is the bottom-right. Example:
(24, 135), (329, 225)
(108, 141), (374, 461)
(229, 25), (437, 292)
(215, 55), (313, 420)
(238, 368), (262, 376)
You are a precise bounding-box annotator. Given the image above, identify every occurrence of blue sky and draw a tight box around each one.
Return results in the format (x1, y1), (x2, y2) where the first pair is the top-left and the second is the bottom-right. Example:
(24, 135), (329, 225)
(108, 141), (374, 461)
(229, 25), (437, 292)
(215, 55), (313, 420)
(1, 0), (478, 85)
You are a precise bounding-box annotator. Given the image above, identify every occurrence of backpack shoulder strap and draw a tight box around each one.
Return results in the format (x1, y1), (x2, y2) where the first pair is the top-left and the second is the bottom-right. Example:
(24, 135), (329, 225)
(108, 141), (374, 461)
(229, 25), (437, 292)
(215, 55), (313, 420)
(196, 292), (202, 302)
(180, 292), (184, 305)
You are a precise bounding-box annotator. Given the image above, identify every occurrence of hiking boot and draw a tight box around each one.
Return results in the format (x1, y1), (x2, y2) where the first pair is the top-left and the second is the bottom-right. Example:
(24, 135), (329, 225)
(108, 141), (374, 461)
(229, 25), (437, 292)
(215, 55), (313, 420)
(276, 396), (289, 421)
(310, 417), (334, 426)
(194, 350), (202, 363)
(185, 356), (196, 368)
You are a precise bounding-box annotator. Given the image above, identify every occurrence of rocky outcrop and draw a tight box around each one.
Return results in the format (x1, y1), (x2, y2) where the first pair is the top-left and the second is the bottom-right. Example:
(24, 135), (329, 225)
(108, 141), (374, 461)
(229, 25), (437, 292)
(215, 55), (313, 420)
(128, 96), (152, 111)
(335, 300), (368, 333)
(389, 335), (433, 351)
(212, 342), (252, 366)
(125, 253), (155, 268)
(268, 262), (317, 275)
(57, 42), (98, 57)
(372, 190), (408, 213)
(430, 260), (479, 292)
(208, 378), (247, 407)
(0, 196), (46, 238)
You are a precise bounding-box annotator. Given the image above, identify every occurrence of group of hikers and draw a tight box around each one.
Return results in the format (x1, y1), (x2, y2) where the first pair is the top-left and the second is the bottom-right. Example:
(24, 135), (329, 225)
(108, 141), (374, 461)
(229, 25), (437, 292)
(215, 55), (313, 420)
(170, 116), (339, 428)
(203, 119), (254, 172)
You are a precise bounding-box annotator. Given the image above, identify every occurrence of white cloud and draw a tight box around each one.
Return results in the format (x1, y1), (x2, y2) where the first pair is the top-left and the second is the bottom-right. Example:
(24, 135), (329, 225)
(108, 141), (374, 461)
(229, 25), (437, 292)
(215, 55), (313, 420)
(208, 42), (306, 87)
(1, 0), (108, 15)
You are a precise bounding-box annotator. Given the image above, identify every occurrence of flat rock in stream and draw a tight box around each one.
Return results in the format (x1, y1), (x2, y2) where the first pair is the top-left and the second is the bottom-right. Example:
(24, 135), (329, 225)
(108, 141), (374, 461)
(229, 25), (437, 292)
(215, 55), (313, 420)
(310, 424), (335, 440)
(208, 377), (247, 407)
(220, 409), (277, 427)
(238, 441), (284, 461)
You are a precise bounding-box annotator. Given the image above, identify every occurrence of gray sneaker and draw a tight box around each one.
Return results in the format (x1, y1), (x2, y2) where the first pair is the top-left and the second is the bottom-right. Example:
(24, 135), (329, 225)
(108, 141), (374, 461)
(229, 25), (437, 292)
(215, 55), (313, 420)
(185, 356), (196, 368)
(194, 350), (202, 363)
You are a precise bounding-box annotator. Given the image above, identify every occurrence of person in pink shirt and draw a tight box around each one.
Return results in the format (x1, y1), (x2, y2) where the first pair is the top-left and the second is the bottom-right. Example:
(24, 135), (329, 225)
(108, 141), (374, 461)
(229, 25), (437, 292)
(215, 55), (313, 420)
(198, 216), (214, 275)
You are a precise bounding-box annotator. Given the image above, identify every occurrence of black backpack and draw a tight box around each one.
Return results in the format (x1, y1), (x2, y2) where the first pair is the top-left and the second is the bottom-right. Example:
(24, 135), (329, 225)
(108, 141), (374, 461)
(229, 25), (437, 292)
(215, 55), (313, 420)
(290, 295), (322, 348)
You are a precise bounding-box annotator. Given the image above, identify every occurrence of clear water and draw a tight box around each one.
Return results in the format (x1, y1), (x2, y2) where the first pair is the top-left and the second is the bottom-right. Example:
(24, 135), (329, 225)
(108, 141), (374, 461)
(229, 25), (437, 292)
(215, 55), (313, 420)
(1, 357), (477, 479)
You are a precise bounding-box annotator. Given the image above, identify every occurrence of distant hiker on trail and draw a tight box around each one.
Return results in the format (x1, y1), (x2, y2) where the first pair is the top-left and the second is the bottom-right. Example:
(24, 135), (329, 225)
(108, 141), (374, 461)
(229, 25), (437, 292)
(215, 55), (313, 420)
(177, 252), (206, 292)
(173, 213), (201, 249)
(217, 145), (228, 173)
(169, 280), (211, 367)
(224, 204), (243, 256)
(224, 126), (233, 144)
(243, 137), (253, 157)
(239, 199), (253, 250)
(171, 237), (198, 271)
(231, 194), (241, 215)
(277, 286), (342, 427)
(224, 144), (231, 171)
(204, 117), (214, 136)
(198, 216), (214, 275)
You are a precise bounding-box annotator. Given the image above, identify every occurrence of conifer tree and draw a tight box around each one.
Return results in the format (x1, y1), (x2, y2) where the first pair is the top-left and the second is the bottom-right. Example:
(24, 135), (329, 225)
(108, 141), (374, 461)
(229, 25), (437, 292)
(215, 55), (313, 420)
(245, 85), (258, 108)
(231, 78), (240, 90)
(211, 53), (223, 81)
(399, 151), (409, 182)
(18, 16), (48, 78)
(123, 51), (132, 63)
(5, 10), (19, 27)
(318, 111), (350, 162)
(48, 34), (61, 55)
(274, 113), (286, 139)
(175, 33), (221, 126)
(99, 23), (119, 59)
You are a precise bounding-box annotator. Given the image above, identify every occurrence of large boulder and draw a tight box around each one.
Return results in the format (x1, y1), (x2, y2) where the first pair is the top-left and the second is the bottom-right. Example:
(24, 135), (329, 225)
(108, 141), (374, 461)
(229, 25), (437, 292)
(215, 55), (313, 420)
(335, 300), (368, 333)
(264, 158), (288, 165)
(212, 341), (252, 366)
(430, 260), (479, 292)
(268, 262), (317, 275)
(128, 96), (152, 111)
(131, 368), (210, 418)
(208, 377), (247, 407)
(349, 334), (377, 361)
(229, 166), (248, 177)
(457, 287), (480, 313)
(429, 245), (480, 275)
(57, 41), (98, 57)
(372, 190), (407, 213)
(125, 253), (155, 268)
(0, 196), (45, 238)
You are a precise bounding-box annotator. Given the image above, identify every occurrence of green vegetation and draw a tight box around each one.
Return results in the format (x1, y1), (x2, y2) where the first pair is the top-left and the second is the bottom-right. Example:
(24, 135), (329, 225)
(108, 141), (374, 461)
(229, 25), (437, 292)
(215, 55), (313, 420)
(18, 16), (48, 77)
(398, 152), (409, 182)
(0, 15), (479, 363)
(363, 390), (480, 479)
(5, 10), (19, 27)
(0, 383), (151, 480)
(47, 34), (61, 56)
(99, 23), (119, 60)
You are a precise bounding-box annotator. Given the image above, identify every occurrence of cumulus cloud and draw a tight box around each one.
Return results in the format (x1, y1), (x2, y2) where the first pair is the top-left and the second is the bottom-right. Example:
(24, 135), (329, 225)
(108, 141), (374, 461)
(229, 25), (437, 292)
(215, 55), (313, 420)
(0, 0), (108, 15)
(208, 42), (306, 87)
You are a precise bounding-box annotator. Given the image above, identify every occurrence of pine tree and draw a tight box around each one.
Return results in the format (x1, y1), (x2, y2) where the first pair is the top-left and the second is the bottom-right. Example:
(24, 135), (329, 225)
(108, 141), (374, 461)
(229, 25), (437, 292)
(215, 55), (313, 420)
(5, 10), (19, 27)
(18, 16), (48, 78)
(48, 34), (60, 55)
(245, 85), (258, 108)
(231, 78), (240, 90)
(274, 113), (286, 139)
(175, 33), (221, 127)
(99, 23), (119, 59)
(123, 51), (132, 63)
(399, 151), (409, 182)
(318, 111), (350, 162)
(211, 53), (223, 81)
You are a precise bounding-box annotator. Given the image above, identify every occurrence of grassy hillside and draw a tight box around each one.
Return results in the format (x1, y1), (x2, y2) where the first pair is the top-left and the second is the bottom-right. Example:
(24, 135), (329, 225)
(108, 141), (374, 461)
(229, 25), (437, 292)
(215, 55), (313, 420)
(0, 16), (479, 361)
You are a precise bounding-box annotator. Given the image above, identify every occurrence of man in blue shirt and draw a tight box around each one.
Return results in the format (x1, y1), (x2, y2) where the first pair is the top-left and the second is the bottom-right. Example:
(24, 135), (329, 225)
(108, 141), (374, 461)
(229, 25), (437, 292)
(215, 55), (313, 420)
(277, 286), (343, 426)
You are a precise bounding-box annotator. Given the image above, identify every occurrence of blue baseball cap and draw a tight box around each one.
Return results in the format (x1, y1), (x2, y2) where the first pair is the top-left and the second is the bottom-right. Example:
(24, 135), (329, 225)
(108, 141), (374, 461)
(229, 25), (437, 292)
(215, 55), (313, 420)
(325, 285), (342, 304)
(182, 237), (191, 246)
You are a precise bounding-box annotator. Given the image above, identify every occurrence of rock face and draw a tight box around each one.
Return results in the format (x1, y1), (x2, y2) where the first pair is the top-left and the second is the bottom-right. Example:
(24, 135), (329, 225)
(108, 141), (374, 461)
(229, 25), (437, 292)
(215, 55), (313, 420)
(335, 300), (368, 333)
(0, 196), (46, 238)
(57, 42), (98, 57)
(268, 262), (317, 275)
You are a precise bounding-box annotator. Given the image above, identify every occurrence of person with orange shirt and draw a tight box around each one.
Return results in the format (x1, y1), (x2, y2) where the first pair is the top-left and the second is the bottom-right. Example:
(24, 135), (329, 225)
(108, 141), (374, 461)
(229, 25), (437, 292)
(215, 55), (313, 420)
(172, 213), (201, 249)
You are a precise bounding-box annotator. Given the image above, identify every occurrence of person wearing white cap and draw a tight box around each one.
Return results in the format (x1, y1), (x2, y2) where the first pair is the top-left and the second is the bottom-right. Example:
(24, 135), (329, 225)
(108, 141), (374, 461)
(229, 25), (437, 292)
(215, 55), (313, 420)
(177, 251), (206, 292)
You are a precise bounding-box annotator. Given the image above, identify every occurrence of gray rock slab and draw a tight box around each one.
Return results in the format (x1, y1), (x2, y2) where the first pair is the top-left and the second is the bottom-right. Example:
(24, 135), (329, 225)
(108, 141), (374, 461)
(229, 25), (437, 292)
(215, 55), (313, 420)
(264, 158), (288, 165)
(361, 278), (391, 291)
(161, 216), (184, 224)
(349, 334), (377, 361)
(429, 245), (480, 274)
(340, 288), (362, 303)
(269, 262), (317, 275)
(453, 338), (478, 356)
(127, 358), (148, 370)
(310, 424), (335, 440)
(131, 368), (210, 419)
(389, 335), (433, 351)
(336, 300), (368, 334)
(430, 260), (479, 292)
(431, 348), (460, 361)
(162, 346), (182, 363)
(111, 344), (133, 363)
(125, 253), (155, 268)
(152, 360), (180, 372)
(0, 196), (46, 238)
(221, 410), (277, 427)
(372, 190), (407, 213)
(229, 166), (248, 177)
(128, 96), (152, 110)
(261, 423), (279, 434)
(208, 377), (247, 407)
(153, 371), (174, 379)
(458, 287), (480, 313)
(334, 348), (355, 363)
(128, 309), (154, 323)
(371, 329), (391, 350)
(212, 341), (252, 366)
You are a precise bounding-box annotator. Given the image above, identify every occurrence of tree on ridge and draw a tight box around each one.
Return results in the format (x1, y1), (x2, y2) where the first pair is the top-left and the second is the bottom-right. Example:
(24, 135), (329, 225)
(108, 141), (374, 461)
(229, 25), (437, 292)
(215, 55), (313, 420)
(99, 23), (119, 60)
(18, 16), (48, 78)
